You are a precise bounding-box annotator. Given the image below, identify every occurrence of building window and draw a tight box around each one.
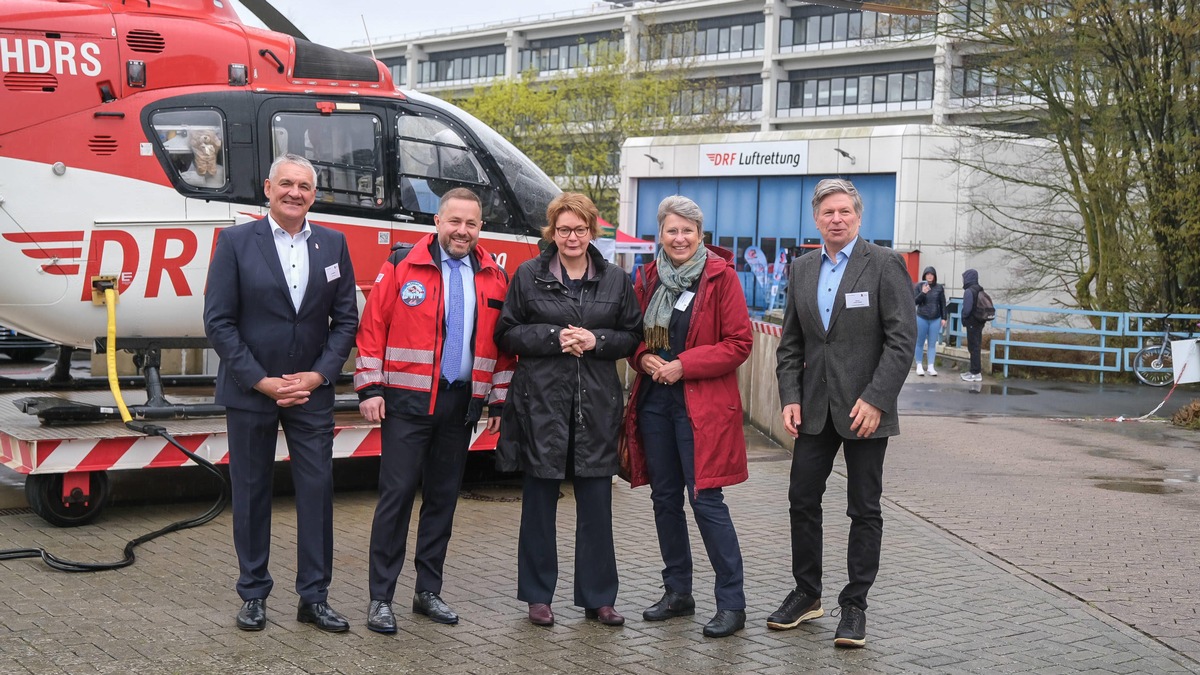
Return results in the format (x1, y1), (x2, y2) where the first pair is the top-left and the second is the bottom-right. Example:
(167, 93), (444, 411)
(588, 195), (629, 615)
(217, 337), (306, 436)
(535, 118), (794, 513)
(519, 32), (621, 74)
(382, 57), (406, 87)
(642, 14), (764, 60)
(418, 46), (506, 85)
(780, 8), (935, 51)
(778, 59), (935, 115)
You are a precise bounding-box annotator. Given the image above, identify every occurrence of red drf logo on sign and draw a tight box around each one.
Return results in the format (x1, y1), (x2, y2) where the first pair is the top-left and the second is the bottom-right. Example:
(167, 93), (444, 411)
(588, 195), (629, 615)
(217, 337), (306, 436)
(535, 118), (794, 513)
(706, 152), (738, 166)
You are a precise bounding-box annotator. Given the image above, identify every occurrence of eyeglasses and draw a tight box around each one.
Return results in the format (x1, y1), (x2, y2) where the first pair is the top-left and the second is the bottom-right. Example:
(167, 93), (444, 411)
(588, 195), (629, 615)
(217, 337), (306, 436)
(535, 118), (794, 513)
(554, 226), (591, 239)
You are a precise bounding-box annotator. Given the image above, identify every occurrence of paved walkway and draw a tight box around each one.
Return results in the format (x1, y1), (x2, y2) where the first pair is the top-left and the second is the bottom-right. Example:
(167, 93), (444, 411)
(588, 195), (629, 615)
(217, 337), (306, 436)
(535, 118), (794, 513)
(1, 417), (1197, 674)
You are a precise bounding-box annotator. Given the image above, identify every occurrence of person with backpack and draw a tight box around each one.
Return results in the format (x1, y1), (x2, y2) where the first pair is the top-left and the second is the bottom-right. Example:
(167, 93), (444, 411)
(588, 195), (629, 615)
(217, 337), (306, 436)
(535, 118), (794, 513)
(913, 266), (947, 376)
(959, 268), (990, 381)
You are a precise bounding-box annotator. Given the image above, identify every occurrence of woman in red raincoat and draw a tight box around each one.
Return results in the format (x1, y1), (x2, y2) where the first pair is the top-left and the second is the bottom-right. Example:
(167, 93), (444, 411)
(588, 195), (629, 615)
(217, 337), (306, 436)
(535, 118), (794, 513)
(622, 195), (753, 638)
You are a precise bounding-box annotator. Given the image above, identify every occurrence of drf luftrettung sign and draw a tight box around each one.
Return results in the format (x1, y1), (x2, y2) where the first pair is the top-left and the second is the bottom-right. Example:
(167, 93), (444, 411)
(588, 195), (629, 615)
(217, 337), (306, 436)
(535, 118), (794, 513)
(699, 141), (809, 176)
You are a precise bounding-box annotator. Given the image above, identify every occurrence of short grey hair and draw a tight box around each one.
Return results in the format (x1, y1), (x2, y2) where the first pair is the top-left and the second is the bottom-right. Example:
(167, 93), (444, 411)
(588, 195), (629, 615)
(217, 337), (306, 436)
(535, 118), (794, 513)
(657, 195), (704, 231)
(269, 153), (317, 184)
(811, 178), (863, 217)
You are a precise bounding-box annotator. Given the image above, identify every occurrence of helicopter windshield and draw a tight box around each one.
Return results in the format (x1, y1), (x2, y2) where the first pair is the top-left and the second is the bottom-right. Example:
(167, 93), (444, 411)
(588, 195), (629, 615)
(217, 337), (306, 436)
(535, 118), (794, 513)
(403, 91), (560, 233)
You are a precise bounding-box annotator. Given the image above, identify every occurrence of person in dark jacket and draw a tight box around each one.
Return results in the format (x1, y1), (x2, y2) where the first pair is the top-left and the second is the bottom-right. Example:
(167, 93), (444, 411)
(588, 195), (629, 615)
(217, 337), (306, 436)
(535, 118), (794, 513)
(621, 196), (753, 638)
(913, 266), (947, 376)
(960, 268), (985, 381)
(495, 192), (643, 628)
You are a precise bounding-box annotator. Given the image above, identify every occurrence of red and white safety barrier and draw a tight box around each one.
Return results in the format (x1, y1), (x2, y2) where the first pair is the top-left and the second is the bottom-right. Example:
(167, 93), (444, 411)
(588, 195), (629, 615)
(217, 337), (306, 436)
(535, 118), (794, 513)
(752, 320), (783, 337)
(1, 421), (498, 476)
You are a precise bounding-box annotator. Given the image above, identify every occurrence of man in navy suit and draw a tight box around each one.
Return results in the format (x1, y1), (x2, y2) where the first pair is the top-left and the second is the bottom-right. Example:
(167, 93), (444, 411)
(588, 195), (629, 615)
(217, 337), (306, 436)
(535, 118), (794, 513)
(204, 153), (358, 633)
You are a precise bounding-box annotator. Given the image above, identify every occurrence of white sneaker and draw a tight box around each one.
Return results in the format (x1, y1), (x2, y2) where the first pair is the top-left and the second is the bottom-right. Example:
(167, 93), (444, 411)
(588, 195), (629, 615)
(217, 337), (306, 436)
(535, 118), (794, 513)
(960, 372), (974, 381)
(927, 366), (938, 376)
(973, 373), (984, 381)
(916, 364), (925, 376)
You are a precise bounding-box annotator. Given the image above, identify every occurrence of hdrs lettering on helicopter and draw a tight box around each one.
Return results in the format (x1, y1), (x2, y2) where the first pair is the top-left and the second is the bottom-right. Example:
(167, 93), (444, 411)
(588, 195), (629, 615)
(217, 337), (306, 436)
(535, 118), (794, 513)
(0, 38), (103, 77)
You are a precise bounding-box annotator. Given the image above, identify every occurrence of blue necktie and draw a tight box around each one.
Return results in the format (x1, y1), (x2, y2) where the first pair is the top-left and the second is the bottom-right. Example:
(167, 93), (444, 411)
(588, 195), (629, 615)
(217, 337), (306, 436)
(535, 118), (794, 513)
(442, 258), (464, 383)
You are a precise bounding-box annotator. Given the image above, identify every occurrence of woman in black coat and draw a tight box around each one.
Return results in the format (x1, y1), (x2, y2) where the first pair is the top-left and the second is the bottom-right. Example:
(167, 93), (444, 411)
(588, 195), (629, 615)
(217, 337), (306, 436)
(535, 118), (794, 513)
(495, 192), (643, 627)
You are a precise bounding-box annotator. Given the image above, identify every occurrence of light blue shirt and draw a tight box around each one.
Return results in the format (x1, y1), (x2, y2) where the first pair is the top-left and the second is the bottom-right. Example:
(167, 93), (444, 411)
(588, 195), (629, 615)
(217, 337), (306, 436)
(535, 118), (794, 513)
(817, 236), (859, 331)
(268, 215), (311, 312)
(440, 246), (476, 382)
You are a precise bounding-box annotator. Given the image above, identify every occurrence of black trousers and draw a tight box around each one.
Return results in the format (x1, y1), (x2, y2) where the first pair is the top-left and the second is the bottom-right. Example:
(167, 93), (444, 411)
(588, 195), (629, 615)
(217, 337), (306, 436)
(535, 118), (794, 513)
(966, 322), (984, 374)
(368, 384), (472, 602)
(788, 411), (887, 611)
(227, 404), (335, 605)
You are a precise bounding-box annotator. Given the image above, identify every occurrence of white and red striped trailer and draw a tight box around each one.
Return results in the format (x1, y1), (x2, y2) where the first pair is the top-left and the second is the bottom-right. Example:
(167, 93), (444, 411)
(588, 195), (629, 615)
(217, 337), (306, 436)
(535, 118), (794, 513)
(0, 391), (497, 525)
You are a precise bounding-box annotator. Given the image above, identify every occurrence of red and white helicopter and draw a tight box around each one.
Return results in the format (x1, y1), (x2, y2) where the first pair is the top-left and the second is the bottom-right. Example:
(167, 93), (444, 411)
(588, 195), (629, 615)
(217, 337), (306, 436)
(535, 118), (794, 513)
(0, 0), (559, 361)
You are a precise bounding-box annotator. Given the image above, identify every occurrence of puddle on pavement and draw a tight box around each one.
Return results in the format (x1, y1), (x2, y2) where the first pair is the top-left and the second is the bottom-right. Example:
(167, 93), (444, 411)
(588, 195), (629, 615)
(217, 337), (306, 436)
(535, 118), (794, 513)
(1087, 475), (1189, 495)
(964, 384), (1037, 396)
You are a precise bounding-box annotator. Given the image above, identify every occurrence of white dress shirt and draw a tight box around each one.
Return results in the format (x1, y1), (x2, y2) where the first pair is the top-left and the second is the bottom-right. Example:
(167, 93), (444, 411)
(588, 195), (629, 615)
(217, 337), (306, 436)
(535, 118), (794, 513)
(268, 215), (311, 312)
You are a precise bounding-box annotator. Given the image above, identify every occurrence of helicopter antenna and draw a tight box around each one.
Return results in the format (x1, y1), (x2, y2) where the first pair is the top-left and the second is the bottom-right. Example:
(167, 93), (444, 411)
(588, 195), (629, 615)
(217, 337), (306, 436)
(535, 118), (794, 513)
(361, 15), (377, 61)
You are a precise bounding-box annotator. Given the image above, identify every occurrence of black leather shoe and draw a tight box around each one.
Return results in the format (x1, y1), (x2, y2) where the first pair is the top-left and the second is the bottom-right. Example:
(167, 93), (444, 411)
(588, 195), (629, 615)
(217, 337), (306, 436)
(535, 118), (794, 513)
(642, 589), (695, 621)
(236, 598), (266, 631)
(834, 605), (867, 648)
(367, 600), (396, 634)
(703, 609), (746, 638)
(296, 601), (350, 633)
(412, 591), (458, 625)
(584, 606), (625, 626)
(766, 589), (822, 630)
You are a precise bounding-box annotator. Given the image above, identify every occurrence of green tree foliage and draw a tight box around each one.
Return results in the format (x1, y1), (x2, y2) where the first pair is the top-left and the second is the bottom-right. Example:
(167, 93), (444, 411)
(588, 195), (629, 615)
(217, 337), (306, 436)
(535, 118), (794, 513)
(456, 27), (735, 222)
(943, 0), (1200, 313)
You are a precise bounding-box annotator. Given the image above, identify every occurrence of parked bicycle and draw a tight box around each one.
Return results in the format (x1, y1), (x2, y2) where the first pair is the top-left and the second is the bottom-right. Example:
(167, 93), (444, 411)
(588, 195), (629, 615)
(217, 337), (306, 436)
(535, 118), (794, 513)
(1132, 315), (1199, 387)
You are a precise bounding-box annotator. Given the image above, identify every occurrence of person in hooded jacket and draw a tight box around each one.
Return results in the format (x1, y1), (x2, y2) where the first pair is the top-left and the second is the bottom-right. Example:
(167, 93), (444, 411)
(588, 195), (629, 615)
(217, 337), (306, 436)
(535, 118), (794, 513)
(495, 192), (643, 628)
(913, 266), (947, 376)
(960, 268), (985, 381)
(621, 195), (753, 638)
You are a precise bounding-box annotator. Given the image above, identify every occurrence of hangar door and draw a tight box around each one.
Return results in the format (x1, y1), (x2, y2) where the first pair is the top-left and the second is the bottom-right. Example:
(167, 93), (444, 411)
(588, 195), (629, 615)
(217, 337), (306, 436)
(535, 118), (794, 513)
(634, 174), (897, 308)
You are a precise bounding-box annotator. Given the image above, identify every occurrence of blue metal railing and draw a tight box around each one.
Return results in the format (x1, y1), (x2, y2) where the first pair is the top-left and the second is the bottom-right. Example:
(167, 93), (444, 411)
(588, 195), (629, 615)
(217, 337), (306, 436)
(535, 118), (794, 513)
(946, 300), (1200, 382)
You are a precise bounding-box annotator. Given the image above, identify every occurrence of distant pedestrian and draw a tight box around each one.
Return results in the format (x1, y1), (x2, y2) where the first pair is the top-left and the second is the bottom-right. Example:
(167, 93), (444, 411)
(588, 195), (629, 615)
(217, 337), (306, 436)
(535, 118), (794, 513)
(772, 178), (916, 648)
(960, 269), (986, 381)
(913, 266), (947, 376)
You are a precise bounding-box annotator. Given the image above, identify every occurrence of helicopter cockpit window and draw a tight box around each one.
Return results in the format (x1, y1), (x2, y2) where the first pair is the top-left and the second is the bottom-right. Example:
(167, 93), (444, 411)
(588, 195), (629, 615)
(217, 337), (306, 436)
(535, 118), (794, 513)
(271, 113), (384, 208)
(150, 110), (228, 189)
(396, 114), (509, 224)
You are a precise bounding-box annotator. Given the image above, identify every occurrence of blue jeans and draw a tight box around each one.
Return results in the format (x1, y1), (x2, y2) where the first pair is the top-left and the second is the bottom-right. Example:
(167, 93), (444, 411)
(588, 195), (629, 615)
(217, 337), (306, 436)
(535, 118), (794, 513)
(915, 316), (941, 366)
(638, 384), (745, 610)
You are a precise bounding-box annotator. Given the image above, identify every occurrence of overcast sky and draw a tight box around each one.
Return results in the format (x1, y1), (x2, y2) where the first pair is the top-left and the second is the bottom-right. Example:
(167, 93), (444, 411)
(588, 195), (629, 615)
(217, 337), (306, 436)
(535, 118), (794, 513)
(230, 0), (603, 49)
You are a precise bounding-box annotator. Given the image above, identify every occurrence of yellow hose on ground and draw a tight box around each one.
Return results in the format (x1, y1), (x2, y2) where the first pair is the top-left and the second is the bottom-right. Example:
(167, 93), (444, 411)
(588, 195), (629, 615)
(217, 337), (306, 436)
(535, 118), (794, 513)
(104, 287), (132, 423)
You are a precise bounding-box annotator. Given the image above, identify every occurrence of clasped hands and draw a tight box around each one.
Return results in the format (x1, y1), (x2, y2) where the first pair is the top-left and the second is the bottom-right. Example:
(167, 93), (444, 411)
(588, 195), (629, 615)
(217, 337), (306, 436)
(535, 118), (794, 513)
(559, 324), (596, 357)
(255, 371), (323, 408)
(640, 353), (683, 385)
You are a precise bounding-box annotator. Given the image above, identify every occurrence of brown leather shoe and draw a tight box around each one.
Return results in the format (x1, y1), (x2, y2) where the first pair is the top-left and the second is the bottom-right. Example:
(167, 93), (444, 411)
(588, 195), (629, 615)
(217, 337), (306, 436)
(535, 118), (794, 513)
(585, 606), (625, 626)
(527, 603), (554, 626)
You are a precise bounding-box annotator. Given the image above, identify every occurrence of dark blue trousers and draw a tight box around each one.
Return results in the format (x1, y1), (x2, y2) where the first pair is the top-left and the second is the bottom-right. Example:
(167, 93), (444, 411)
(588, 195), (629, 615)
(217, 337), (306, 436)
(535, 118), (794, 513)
(638, 384), (745, 610)
(368, 385), (471, 602)
(227, 403), (335, 604)
(789, 411), (887, 611)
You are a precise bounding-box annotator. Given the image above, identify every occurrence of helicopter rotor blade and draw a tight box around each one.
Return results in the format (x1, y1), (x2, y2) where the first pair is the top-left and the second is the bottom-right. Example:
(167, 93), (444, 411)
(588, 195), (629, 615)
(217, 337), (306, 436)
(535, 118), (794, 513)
(803, 0), (937, 16)
(237, 0), (310, 41)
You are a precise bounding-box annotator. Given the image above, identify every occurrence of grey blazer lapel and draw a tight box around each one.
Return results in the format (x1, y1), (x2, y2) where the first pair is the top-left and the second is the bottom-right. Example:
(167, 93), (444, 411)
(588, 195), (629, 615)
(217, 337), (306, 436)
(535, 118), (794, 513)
(828, 240), (871, 333)
(253, 218), (295, 312)
(797, 252), (825, 337)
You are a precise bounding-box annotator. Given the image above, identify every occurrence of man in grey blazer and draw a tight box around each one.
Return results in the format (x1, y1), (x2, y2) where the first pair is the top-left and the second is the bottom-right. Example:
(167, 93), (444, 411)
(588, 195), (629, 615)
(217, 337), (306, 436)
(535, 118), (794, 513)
(204, 154), (358, 633)
(770, 179), (916, 648)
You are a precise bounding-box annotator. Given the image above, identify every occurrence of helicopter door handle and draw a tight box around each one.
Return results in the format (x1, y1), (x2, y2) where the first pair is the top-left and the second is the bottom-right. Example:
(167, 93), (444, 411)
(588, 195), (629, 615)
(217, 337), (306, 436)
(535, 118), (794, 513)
(259, 49), (285, 74)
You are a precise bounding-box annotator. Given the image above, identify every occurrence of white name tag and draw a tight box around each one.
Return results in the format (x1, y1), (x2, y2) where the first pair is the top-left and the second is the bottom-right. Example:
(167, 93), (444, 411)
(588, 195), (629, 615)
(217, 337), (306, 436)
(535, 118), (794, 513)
(675, 290), (695, 311)
(845, 291), (869, 308)
(325, 263), (341, 282)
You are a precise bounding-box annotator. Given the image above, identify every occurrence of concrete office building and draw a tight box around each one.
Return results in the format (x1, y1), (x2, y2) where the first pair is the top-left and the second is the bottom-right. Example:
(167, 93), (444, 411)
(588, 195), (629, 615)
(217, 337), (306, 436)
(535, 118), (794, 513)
(355, 0), (1037, 307)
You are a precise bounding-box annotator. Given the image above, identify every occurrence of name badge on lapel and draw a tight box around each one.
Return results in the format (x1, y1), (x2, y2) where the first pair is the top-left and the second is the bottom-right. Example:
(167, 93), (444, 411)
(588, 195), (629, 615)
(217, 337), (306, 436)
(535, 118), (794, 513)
(674, 290), (695, 311)
(325, 264), (341, 282)
(845, 291), (869, 308)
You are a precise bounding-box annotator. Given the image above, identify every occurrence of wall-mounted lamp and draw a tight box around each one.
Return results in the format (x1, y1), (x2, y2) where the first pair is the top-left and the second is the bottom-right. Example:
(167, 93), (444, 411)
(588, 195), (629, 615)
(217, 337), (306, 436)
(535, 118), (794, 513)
(833, 147), (856, 165)
(644, 153), (664, 168)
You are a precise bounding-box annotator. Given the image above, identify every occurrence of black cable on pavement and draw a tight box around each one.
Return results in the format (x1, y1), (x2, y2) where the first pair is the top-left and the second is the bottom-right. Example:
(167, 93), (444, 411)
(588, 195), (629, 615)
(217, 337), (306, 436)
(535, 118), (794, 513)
(0, 421), (229, 572)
